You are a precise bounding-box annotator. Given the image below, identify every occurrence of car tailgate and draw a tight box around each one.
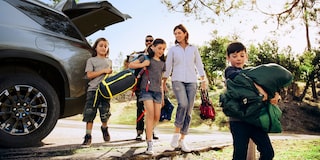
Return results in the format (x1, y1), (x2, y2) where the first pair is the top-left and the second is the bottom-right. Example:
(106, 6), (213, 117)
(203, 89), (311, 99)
(55, 0), (131, 37)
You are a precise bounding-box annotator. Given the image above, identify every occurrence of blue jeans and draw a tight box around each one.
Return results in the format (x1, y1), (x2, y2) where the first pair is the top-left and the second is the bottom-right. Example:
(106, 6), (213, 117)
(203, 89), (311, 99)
(172, 81), (197, 135)
(230, 121), (274, 160)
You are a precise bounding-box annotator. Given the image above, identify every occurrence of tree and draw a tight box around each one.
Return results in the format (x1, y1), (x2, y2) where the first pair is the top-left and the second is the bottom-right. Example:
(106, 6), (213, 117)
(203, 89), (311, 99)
(161, 0), (319, 50)
(162, 0), (319, 101)
(296, 50), (320, 100)
(199, 35), (230, 88)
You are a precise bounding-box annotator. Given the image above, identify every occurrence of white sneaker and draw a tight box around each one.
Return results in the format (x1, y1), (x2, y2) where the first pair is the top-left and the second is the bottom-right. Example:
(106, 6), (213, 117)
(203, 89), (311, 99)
(170, 133), (180, 148)
(180, 140), (191, 152)
(145, 141), (154, 155)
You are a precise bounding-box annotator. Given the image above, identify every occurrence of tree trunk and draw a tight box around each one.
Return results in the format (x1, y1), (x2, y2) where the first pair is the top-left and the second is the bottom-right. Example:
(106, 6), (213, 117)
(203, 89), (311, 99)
(311, 78), (318, 99)
(296, 78), (310, 101)
(297, 70), (316, 101)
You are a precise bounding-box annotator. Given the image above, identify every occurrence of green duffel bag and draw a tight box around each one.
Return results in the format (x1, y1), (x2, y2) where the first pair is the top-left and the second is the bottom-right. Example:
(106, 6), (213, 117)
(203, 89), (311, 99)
(245, 102), (283, 133)
(242, 63), (293, 96)
(220, 63), (292, 133)
(260, 103), (282, 133)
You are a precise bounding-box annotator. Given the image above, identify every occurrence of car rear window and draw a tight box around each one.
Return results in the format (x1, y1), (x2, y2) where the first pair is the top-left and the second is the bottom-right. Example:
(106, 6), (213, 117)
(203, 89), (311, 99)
(7, 0), (82, 40)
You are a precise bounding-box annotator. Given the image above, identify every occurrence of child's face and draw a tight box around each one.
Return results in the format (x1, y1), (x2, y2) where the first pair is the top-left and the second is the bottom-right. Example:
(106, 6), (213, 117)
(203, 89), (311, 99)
(227, 50), (248, 68)
(152, 43), (166, 58)
(95, 40), (108, 57)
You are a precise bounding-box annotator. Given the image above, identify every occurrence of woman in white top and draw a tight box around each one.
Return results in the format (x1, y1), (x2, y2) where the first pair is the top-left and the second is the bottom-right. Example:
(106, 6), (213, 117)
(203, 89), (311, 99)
(162, 24), (207, 152)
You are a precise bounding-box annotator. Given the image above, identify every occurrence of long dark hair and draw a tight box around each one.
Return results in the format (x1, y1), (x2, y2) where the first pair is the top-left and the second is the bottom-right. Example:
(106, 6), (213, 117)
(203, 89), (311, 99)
(173, 24), (189, 45)
(147, 38), (166, 62)
(92, 37), (109, 57)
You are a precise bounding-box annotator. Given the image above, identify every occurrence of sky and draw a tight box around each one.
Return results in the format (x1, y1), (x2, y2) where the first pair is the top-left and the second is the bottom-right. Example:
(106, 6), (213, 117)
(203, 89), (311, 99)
(87, 0), (316, 62)
(42, 0), (318, 68)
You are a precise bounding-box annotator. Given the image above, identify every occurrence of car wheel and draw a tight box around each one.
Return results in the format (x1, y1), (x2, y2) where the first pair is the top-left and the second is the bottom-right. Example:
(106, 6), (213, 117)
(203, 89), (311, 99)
(0, 73), (60, 148)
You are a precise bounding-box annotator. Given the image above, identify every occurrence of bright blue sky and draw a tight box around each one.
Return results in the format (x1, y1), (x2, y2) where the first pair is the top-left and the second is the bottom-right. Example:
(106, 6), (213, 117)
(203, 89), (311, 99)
(41, 0), (317, 67)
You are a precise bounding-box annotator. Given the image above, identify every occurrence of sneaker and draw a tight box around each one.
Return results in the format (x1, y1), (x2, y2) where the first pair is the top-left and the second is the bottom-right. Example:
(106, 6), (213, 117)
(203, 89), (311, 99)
(170, 133), (180, 148)
(81, 134), (92, 147)
(145, 141), (154, 155)
(101, 126), (110, 142)
(136, 134), (143, 141)
(152, 132), (159, 140)
(180, 140), (191, 152)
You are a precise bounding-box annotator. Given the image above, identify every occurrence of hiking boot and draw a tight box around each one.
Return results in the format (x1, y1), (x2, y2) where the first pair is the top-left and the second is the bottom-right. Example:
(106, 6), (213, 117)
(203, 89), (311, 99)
(81, 134), (92, 147)
(101, 126), (110, 142)
(145, 141), (154, 155)
(170, 133), (180, 148)
(180, 140), (191, 152)
(152, 132), (159, 140)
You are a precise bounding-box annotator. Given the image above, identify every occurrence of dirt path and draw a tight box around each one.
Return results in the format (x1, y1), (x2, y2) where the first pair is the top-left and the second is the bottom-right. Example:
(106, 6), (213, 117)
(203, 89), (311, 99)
(1, 119), (319, 160)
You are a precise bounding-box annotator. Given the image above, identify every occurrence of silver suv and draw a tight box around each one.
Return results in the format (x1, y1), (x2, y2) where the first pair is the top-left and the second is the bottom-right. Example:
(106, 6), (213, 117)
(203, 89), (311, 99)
(0, 0), (130, 148)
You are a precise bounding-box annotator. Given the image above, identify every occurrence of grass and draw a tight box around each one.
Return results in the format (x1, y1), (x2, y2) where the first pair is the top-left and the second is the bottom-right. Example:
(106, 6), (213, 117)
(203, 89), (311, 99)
(272, 139), (320, 160)
(172, 139), (320, 160)
(72, 138), (320, 159)
(67, 90), (320, 159)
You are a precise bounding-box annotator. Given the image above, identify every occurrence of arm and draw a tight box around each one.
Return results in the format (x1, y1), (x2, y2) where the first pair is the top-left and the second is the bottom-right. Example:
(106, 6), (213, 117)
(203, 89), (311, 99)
(195, 47), (207, 90)
(253, 83), (281, 104)
(270, 92), (281, 105)
(163, 48), (173, 79)
(254, 83), (268, 101)
(194, 47), (205, 78)
(128, 58), (150, 69)
(85, 58), (112, 80)
(161, 79), (165, 107)
(200, 76), (207, 90)
(162, 77), (168, 92)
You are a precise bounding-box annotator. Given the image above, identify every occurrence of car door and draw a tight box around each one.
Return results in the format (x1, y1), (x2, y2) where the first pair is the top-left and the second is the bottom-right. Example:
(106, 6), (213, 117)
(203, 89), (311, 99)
(54, 0), (131, 37)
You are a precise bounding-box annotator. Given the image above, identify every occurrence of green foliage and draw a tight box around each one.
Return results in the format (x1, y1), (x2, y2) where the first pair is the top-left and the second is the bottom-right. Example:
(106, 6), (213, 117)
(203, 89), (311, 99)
(199, 36), (303, 89)
(214, 107), (229, 131)
(199, 36), (230, 88)
(247, 40), (301, 81)
(162, 0), (319, 100)
(199, 35), (320, 101)
(277, 52), (300, 81)
(298, 51), (316, 81)
(200, 36), (229, 71)
(247, 40), (281, 66)
(298, 49), (320, 83)
(161, 0), (319, 50)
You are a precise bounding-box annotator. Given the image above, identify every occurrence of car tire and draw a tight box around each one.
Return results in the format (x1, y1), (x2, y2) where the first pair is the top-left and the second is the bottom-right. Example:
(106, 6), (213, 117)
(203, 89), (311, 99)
(0, 72), (60, 148)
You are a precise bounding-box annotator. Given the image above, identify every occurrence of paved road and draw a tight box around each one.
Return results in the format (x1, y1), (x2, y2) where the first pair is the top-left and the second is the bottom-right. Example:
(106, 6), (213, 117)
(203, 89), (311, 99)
(1, 119), (319, 160)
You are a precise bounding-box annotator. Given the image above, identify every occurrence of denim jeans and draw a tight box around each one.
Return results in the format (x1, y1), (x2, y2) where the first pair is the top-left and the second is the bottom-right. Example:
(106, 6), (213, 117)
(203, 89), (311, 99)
(172, 81), (197, 135)
(230, 121), (274, 160)
(139, 90), (162, 104)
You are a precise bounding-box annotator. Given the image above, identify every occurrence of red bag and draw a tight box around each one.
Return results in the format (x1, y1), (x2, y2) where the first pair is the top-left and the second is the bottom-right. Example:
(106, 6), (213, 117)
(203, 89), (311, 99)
(199, 89), (215, 120)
